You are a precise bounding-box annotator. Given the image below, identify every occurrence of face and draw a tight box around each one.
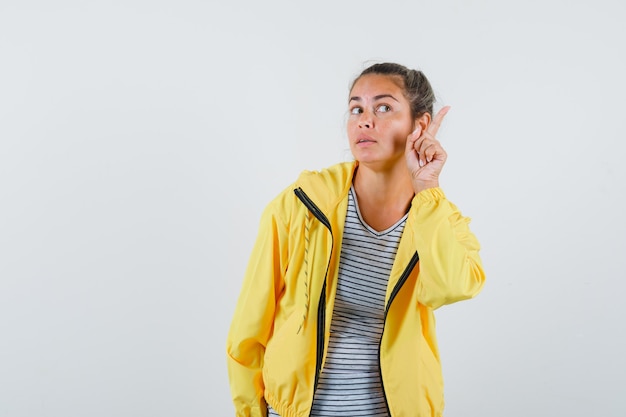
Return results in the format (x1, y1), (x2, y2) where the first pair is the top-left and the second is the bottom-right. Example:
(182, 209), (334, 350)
(347, 74), (414, 169)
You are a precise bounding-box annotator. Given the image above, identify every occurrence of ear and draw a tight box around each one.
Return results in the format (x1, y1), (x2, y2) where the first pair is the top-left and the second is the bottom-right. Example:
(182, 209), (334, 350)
(413, 112), (431, 133)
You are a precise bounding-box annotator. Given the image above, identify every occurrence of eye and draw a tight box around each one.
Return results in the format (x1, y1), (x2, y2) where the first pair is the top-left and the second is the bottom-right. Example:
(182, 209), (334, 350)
(376, 104), (391, 113)
(350, 106), (362, 115)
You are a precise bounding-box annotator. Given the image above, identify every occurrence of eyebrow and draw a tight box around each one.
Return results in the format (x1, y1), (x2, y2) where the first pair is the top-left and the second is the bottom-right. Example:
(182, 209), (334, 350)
(349, 94), (400, 103)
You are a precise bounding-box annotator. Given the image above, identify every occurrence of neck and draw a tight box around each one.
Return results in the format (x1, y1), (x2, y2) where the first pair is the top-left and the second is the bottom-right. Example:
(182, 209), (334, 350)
(352, 161), (414, 212)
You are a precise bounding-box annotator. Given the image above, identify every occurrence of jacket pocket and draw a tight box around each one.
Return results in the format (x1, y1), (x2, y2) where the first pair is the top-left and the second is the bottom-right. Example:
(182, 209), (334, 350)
(262, 311), (316, 407)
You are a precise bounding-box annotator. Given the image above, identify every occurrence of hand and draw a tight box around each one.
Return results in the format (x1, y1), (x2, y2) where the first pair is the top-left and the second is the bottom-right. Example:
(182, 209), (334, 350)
(405, 106), (450, 193)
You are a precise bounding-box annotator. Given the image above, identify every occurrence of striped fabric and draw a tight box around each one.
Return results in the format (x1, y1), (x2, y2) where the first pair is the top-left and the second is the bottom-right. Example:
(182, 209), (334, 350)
(268, 186), (407, 417)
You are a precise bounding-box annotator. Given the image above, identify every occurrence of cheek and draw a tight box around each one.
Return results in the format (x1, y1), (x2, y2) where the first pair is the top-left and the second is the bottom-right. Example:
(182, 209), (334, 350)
(391, 124), (412, 146)
(382, 120), (405, 136)
(393, 119), (413, 136)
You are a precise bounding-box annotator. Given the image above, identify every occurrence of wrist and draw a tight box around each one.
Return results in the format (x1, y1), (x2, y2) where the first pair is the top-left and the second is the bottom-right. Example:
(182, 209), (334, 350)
(413, 181), (439, 194)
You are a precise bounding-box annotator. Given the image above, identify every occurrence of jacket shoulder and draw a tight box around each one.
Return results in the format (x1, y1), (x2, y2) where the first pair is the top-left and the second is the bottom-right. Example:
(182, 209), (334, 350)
(294, 161), (356, 209)
(261, 161), (356, 222)
(295, 161), (355, 187)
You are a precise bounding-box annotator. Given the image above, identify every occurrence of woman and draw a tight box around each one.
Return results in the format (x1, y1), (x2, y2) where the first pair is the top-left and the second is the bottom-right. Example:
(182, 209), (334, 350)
(226, 62), (485, 417)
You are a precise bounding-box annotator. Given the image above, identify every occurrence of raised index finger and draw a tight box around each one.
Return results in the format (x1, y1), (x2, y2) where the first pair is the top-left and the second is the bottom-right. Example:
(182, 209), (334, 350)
(427, 105), (451, 137)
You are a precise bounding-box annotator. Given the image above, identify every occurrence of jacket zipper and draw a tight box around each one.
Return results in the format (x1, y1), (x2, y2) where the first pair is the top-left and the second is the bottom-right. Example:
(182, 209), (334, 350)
(378, 251), (420, 416)
(293, 187), (333, 402)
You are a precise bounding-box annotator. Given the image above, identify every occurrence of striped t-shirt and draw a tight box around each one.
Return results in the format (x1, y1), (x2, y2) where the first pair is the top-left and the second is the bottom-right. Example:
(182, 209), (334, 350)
(268, 186), (407, 417)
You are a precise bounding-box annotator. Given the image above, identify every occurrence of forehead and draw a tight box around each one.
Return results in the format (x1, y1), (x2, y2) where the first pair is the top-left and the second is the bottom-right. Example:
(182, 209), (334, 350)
(349, 74), (406, 99)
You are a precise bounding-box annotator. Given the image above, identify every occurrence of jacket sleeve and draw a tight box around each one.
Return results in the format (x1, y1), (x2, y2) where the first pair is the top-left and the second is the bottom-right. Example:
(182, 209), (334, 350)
(410, 187), (486, 309)
(226, 198), (289, 417)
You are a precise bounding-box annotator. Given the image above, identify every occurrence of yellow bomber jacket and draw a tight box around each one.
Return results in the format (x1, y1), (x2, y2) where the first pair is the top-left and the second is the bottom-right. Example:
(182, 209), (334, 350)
(226, 161), (485, 417)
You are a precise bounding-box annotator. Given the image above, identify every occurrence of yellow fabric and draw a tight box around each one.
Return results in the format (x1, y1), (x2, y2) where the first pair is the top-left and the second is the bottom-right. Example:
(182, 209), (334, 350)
(226, 161), (485, 417)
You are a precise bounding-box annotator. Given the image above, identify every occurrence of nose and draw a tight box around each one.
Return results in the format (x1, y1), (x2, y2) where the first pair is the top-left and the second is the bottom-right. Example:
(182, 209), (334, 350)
(358, 109), (373, 129)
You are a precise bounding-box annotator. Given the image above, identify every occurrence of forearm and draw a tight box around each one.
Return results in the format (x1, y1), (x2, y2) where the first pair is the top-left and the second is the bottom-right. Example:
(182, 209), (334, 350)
(226, 201), (288, 415)
(410, 187), (485, 309)
(225, 348), (267, 417)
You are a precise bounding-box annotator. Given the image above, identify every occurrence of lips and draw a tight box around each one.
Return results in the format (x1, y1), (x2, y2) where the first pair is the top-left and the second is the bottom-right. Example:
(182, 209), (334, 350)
(356, 135), (376, 144)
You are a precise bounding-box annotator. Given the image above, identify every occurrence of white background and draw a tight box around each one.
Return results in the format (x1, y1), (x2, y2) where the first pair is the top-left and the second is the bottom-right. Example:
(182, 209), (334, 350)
(1, 0), (625, 416)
